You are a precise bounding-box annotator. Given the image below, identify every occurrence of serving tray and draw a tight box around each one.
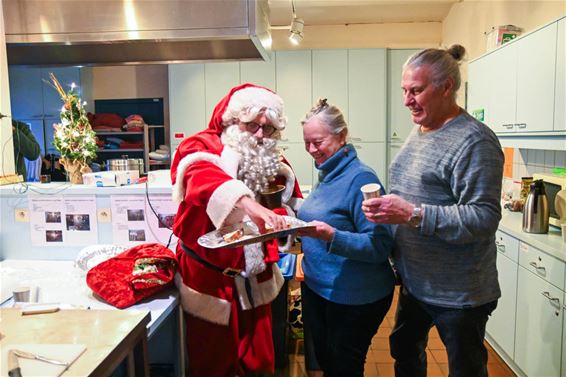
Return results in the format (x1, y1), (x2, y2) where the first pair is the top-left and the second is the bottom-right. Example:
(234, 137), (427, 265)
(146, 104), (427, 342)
(198, 216), (314, 249)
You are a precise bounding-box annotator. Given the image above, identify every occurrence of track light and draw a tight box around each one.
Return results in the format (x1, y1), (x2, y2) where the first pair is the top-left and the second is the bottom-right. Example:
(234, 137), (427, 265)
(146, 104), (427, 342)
(289, 17), (304, 45)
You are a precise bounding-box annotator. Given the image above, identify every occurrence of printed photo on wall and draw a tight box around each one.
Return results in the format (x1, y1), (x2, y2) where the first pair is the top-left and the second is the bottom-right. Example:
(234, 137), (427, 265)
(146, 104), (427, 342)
(45, 211), (62, 223)
(46, 230), (63, 242)
(158, 214), (175, 228)
(127, 209), (145, 222)
(65, 214), (91, 231)
(128, 229), (146, 242)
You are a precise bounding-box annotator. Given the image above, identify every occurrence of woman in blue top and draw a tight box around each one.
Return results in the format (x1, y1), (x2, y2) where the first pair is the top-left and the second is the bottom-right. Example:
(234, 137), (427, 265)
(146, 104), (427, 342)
(297, 99), (395, 377)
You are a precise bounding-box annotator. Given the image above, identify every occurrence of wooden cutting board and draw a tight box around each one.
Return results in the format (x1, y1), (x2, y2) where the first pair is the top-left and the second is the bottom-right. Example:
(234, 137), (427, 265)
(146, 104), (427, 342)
(1, 344), (86, 377)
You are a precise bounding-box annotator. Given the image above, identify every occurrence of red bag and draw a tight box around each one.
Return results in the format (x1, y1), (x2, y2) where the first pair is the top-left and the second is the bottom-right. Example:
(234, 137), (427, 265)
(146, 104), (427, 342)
(86, 243), (177, 309)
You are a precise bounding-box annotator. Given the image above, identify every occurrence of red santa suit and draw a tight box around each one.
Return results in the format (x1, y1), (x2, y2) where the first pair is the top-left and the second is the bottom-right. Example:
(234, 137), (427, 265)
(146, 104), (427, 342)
(170, 84), (302, 377)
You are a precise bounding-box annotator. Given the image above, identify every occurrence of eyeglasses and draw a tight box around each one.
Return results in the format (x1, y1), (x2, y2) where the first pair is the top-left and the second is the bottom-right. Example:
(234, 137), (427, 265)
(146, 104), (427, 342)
(243, 122), (277, 137)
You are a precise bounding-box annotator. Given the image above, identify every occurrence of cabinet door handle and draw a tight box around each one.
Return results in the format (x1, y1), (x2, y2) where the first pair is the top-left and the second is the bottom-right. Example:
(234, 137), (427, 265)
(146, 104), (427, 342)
(32, 114), (43, 118)
(541, 291), (561, 306)
(351, 137), (362, 141)
(516, 123), (527, 129)
(529, 261), (546, 272)
(353, 144), (362, 149)
(495, 241), (505, 252)
(280, 146), (289, 151)
(503, 124), (514, 129)
(280, 138), (289, 142)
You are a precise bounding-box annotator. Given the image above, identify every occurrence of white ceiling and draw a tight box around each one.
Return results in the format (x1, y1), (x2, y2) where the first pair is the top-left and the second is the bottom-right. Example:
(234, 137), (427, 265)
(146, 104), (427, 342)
(268, 0), (461, 27)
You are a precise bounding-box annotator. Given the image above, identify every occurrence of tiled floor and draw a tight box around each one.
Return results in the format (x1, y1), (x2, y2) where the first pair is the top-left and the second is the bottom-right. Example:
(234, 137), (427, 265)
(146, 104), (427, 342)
(275, 288), (517, 377)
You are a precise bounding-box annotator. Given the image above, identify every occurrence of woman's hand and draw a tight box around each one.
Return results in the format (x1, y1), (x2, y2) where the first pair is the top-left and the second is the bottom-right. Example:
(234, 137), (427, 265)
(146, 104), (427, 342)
(298, 220), (335, 242)
(362, 194), (414, 224)
(236, 196), (287, 233)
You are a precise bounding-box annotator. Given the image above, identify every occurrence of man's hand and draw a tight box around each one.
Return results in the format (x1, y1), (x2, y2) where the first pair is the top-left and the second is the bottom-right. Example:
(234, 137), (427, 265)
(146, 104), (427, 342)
(236, 196), (287, 233)
(297, 220), (334, 242)
(362, 194), (414, 224)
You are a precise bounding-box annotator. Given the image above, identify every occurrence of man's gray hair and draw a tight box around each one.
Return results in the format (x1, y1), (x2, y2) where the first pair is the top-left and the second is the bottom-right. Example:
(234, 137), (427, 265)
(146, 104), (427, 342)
(404, 44), (466, 99)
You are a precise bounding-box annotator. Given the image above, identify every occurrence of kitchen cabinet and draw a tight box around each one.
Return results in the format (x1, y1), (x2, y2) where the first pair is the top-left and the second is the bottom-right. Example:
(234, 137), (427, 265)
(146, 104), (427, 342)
(168, 63), (206, 150)
(348, 49), (386, 142)
(9, 66), (81, 154)
(486, 230), (519, 359)
(555, 18), (566, 132)
(240, 58), (276, 92)
(514, 263), (563, 377)
(352, 142), (387, 189)
(387, 49), (418, 143)
(468, 19), (560, 134)
(275, 50), (312, 143)
(280, 142), (313, 187)
(312, 50), (349, 124)
(204, 62), (240, 123)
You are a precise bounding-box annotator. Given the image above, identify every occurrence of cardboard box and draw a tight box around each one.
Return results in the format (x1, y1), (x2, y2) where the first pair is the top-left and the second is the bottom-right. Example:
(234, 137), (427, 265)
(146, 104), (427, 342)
(82, 171), (140, 187)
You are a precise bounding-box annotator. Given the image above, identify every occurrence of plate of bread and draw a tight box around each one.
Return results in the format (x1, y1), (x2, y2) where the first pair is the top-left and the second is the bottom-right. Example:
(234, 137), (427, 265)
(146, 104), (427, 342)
(197, 216), (314, 249)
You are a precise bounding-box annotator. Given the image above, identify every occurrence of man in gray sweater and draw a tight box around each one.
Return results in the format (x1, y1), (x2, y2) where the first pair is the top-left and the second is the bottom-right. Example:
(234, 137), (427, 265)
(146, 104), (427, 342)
(362, 45), (504, 377)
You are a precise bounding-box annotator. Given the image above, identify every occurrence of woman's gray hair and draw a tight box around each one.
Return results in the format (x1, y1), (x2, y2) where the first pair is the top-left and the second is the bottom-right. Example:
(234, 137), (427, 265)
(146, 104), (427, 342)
(301, 98), (348, 136)
(404, 44), (466, 99)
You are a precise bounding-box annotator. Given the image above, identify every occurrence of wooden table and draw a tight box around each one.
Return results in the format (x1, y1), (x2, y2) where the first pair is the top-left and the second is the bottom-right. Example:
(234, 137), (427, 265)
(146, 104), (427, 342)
(0, 308), (150, 377)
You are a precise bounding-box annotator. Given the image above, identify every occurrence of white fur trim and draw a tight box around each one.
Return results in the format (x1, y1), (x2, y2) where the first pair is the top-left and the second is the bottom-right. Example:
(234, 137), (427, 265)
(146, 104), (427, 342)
(287, 197), (304, 212)
(278, 162), (295, 204)
(207, 180), (254, 228)
(172, 152), (223, 203)
(175, 273), (232, 326)
(243, 242), (266, 276)
(234, 264), (284, 310)
(220, 146), (239, 178)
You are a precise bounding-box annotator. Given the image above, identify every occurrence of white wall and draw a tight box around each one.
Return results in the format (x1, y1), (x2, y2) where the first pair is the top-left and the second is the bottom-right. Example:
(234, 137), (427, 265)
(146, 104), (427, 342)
(442, 0), (566, 106)
(271, 22), (442, 50)
(0, 0), (15, 178)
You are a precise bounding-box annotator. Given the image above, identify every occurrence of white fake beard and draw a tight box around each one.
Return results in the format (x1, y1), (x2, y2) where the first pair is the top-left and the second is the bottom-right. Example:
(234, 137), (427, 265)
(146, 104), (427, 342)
(222, 125), (281, 194)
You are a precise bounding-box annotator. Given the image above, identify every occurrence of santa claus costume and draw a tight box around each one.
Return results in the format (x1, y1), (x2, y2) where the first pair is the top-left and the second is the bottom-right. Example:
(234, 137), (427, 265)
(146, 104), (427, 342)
(171, 84), (302, 377)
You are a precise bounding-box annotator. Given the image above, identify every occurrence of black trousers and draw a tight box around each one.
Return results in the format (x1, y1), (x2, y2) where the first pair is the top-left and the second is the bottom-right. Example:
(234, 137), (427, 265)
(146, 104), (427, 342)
(390, 286), (497, 377)
(301, 282), (393, 377)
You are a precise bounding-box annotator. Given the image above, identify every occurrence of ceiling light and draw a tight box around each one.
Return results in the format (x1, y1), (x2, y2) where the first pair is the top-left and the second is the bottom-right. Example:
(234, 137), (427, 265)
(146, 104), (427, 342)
(289, 17), (304, 45)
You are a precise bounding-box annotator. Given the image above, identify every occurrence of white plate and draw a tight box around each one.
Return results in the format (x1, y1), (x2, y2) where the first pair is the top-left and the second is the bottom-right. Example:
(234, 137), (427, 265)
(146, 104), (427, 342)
(198, 216), (314, 249)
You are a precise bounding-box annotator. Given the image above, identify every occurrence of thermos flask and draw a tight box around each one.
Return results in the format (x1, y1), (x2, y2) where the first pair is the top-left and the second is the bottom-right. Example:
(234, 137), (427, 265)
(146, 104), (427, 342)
(522, 180), (549, 234)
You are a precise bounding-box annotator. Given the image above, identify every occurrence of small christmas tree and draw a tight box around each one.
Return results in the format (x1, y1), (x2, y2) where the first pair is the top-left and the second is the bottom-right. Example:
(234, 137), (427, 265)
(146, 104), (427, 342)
(49, 73), (97, 183)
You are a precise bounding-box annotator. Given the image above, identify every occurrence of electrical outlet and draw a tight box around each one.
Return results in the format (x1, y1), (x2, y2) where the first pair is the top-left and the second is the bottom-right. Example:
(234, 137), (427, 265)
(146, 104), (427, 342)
(15, 208), (29, 222)
(97, 208), (111, 223)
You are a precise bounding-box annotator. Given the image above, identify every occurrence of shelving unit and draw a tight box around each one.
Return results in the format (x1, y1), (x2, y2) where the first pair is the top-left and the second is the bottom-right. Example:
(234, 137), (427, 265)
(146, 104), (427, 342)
(93, 98), (169, 173)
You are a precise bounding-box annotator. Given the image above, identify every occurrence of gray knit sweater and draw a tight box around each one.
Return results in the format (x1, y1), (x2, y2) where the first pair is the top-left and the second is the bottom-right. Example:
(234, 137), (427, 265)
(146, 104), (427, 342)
(390, 111), (504, 308)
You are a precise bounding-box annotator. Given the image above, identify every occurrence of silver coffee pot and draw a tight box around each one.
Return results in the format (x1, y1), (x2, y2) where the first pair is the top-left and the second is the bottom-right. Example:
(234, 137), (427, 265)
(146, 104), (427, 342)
(522, 180), (549, 234)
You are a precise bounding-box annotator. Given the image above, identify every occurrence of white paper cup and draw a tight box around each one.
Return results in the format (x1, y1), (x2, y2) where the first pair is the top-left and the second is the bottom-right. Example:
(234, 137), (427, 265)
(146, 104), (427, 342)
(361, 183), (381, 200)
(13, 286), (31, 302)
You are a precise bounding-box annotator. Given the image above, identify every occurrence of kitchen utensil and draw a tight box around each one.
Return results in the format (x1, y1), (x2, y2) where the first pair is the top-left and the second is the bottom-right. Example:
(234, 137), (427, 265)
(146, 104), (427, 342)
(522, 180), (549, 234)
(12, 349), (69, 367)
(106, 155), (144, 175)
(555, 189), (566, 224)
(198, 216), (315, 249)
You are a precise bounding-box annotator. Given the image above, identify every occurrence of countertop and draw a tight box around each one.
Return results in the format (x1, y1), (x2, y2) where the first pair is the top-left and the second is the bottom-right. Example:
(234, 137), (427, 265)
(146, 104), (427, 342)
(0, 259), (178, 338)
(0, 308), (150, 377)
(498, 211), (565, 262)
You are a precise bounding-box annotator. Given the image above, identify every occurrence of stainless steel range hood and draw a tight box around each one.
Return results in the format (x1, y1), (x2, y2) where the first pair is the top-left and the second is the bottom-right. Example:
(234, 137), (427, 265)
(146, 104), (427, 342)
(2, 0), (272, 66)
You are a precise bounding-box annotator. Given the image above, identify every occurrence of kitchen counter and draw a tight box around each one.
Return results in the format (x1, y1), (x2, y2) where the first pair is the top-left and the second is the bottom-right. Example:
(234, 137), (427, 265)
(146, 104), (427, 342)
(0, 308), (150, 377)
(0, 259), (178, 338)
(498, 211), (565, 262)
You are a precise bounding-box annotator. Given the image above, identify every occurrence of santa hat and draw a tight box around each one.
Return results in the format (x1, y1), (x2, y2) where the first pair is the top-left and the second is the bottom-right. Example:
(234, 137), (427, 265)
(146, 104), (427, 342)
(206, 83), (286, 135)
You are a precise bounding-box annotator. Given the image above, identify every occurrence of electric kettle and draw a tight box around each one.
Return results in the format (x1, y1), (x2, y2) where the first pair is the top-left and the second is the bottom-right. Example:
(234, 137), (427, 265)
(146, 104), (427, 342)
(522, 180), (550, 234)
